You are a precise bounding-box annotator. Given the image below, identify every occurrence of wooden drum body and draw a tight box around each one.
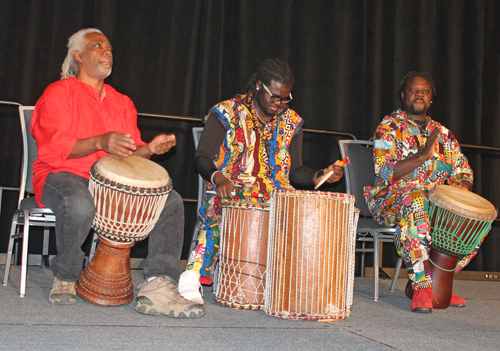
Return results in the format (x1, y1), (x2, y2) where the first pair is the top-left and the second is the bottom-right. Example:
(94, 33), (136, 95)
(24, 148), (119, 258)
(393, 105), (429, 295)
(428, 185), (496, 309)
(76, 155), (172, 306)
(265, 190), (358, 321)
(216, 200), (270, 310)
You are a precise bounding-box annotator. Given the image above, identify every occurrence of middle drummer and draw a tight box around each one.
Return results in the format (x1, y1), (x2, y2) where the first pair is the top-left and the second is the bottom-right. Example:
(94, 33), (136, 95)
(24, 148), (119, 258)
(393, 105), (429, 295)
(179, 58), (344, 304)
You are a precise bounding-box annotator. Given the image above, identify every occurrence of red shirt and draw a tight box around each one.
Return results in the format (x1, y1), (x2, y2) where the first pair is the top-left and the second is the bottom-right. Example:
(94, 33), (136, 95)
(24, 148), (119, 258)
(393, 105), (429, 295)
(31, 77), (146, 206)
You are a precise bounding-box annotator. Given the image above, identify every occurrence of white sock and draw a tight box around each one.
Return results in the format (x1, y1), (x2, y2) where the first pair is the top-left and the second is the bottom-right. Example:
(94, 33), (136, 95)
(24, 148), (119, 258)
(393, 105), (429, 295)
(178, 270), (203, 304)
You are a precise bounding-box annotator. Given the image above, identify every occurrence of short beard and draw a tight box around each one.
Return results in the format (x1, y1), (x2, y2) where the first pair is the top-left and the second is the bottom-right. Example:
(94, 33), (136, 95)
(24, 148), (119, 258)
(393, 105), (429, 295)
(86, 62), (112, 80)
(407, 102), (427, 116)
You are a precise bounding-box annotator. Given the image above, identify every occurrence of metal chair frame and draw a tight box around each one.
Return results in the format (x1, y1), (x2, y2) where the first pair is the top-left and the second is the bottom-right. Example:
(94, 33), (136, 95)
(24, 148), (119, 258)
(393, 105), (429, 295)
(2, 106), (56, 297)
(2, 106), (97, 297)
(338, 139), (400, 300)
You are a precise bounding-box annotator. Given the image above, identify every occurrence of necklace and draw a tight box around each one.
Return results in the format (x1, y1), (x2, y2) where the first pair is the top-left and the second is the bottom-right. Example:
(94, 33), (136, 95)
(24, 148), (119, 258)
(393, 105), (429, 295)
(254, 105), (268, 125)
(249, 100), (277, 143)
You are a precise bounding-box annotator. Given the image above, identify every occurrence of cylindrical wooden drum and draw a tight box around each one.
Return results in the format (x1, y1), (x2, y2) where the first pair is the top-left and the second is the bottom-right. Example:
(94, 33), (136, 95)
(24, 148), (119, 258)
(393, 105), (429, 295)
(265, 190), (358, 321)
(428, 185), (497, 309)
(215, 200), (270, 310)
(76, 155), (172, 306)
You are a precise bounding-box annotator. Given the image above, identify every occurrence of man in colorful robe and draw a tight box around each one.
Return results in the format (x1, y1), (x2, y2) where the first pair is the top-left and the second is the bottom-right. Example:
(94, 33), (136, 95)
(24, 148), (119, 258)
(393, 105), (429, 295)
(179, 59), (344, 304)
(364, 71), (480, 313)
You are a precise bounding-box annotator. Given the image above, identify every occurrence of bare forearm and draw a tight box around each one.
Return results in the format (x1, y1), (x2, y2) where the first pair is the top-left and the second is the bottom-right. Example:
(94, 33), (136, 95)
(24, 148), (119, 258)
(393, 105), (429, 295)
(393, 154), (425, 179)
(134, 145), (153, 158)
(68, 137), (100, 158)
(388, 125), (443, 181)
(69, 132), (137, 159)
(194, 114), (227, 181)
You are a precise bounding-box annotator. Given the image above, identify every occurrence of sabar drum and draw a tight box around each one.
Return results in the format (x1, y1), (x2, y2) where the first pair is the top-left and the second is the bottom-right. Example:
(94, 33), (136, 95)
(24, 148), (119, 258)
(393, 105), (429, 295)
(76, 155), (172, 306)
(428, 185), (497, 308)
(264, 190), (358, 321)
(216, 199), (270, 310)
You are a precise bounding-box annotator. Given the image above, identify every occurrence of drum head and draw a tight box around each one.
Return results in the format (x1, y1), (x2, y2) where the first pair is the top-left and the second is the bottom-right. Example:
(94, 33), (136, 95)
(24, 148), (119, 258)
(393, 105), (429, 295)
(94, 155), (170, 188)
(428, 185), (497, 221)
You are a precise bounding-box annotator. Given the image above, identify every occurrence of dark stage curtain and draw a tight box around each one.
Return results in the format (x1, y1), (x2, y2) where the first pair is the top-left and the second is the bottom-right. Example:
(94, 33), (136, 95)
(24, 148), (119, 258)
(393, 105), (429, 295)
(1, 0), (499, 271)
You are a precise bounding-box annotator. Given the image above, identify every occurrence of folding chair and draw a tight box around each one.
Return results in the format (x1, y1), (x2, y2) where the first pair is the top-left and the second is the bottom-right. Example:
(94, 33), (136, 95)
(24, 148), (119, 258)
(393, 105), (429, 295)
(2, 106), (97, 297)
(2, 106), (56, 297)
(190, 127), (205, 251)
(0, 104), (22, 264)
(338, 139), (400, 301)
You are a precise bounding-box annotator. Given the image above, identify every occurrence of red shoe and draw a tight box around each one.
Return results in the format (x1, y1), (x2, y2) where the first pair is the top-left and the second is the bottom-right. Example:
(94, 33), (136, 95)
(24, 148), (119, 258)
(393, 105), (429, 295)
(450, 292), (466, 307)
(410, 288), (438, 313)
(199, 276), (213, 286)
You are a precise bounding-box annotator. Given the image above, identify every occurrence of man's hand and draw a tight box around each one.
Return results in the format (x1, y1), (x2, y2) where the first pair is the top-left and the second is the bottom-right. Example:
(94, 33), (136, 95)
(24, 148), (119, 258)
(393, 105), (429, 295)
(313, 161), (344, 188)
(69, 132), (136, 159)
(147, 133), (176, 155)
(323, 163), (344, 184)
(213, 172), (234, 199)
(420, 126), (443, 161)
(392, 127), (443, 179)
(97, 132), (136, 157)
(446, 179), (472, 191)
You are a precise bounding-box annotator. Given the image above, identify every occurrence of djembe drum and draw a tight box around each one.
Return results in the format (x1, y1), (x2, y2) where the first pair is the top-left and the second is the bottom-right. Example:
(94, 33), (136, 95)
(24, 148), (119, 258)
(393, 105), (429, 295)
(264, 190), (358, 321)
(427, 185), (497, 309)
(215, 199), (270, 310)
(76, 155), (172, 306)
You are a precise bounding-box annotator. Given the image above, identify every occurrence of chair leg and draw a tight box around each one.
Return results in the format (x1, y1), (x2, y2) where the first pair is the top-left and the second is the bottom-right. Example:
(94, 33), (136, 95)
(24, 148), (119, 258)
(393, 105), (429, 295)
(390, 257), (403, 292)
(14, 241), (19, 266)
(42, 228), (50, 268)
(190, 223), (200, 253)
(2, 214), (20, 286)
(372, 231), (380, 301)
(360, 241), (366, 277)
(20, 210), (30, 297)
(212, 263), (219, 293)
(89, 232), (99, 261)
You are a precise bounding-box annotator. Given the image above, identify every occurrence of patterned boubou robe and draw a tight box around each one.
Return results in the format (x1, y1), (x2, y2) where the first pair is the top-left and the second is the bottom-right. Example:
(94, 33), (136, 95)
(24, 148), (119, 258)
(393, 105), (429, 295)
(363, 109), (481, 290)
(187, 94), (303, 280)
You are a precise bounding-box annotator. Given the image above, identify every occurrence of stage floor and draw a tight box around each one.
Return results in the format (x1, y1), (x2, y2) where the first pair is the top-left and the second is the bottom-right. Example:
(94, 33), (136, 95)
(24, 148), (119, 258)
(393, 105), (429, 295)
(1, 265), (499, 351)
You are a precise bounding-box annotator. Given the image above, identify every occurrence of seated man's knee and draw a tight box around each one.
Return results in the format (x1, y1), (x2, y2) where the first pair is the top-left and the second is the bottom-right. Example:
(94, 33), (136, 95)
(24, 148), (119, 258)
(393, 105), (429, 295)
(44, 173), (95, 220)
(166, 189), (183, 208)
(66, 188), (95, 223)
(403, 190), (427, 210)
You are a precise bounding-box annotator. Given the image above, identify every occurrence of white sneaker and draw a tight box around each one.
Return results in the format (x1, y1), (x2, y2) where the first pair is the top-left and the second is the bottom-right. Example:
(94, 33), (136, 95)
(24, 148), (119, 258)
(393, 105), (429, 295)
(178, 270), (203, 304)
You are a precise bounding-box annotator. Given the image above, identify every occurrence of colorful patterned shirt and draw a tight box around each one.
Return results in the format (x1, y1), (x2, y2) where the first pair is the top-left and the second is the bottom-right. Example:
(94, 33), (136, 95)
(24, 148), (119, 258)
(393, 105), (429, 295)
(187, 94), (304, 279)
(206, 94), (303, 201)
(364, 109), (473, 225)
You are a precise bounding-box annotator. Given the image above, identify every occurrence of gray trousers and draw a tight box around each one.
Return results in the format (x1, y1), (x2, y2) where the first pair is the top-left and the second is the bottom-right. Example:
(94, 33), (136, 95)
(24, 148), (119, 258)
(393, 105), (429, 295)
(42, 172), (184, 283)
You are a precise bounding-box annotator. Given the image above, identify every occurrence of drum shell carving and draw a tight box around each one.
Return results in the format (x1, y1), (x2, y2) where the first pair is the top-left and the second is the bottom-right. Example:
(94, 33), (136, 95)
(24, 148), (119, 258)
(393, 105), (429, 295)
(77, 155), (171, 306)
(75, 237), (134, 306)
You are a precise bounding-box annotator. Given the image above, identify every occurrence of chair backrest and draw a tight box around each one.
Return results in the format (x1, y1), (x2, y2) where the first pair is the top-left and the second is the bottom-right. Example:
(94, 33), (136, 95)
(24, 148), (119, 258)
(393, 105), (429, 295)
(192, 127), (205, 210)
(192, 127), (203, 149)
(338, 140), (376, 217)
(18, 106), (37, 204)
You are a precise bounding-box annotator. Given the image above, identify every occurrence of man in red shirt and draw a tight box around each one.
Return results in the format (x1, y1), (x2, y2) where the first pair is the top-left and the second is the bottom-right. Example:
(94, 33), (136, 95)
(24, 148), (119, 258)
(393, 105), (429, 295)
(31, 28), (205, 319)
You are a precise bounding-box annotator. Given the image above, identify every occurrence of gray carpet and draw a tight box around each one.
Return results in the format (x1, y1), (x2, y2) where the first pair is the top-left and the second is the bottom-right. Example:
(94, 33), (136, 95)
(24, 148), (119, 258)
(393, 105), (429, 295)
(0, 266), (499, 351)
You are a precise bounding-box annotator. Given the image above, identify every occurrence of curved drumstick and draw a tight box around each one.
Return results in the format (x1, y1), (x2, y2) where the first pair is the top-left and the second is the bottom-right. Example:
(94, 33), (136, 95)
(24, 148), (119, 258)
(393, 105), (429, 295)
(314, 156), (350, 190)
